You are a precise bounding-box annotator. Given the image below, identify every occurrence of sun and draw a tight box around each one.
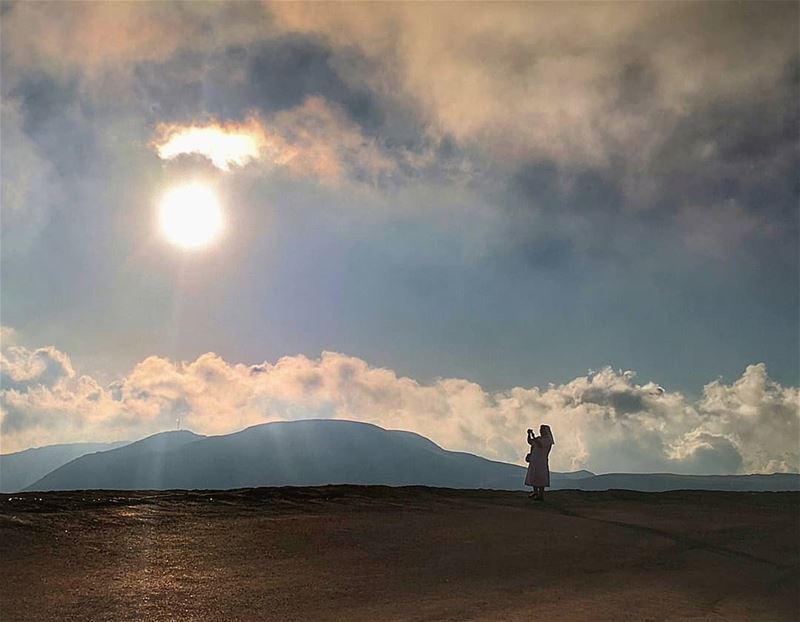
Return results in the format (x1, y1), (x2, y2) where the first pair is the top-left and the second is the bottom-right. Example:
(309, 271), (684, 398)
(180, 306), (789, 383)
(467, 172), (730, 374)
(158, 183), (224, 249)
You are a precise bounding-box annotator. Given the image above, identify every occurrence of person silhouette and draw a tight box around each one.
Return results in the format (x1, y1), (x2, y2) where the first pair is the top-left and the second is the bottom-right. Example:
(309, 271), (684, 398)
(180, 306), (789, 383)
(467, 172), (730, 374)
(525, 425), (554, 500)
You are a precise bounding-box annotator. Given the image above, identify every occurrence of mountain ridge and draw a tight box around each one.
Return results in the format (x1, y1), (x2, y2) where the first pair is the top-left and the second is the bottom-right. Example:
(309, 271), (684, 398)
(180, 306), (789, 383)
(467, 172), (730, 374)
(0, 440), (129, 492)
(21, 420), (800, 492)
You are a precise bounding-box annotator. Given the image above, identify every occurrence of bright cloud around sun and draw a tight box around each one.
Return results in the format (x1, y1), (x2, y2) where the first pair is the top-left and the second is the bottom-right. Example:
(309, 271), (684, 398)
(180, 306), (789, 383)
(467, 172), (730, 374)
(153, 119), (265, 171)
(151, 99), (397, 183)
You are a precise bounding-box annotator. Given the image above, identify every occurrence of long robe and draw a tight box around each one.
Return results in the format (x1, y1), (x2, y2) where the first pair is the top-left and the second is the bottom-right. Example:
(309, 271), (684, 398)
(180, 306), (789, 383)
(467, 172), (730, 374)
(525, 436), (553, 487)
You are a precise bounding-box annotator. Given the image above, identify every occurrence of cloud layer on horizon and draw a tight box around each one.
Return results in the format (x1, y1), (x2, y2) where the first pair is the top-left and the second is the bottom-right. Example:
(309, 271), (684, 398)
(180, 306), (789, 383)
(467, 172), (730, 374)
(2, 334), (797, 475)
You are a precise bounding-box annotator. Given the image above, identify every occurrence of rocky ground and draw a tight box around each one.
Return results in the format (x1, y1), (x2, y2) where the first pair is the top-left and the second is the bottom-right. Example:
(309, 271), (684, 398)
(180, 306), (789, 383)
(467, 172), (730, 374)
(1, 487), (797, 621)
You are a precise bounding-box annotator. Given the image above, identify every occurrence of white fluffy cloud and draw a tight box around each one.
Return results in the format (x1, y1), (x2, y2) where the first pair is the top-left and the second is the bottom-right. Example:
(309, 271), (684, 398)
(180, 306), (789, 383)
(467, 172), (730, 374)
(1, 336), (797, 474)
(0, 345), (75, 392)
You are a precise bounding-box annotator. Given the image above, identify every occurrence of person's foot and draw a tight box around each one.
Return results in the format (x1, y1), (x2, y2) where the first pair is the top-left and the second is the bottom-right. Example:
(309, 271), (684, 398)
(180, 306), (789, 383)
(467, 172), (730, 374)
(528, 492), (537, 498)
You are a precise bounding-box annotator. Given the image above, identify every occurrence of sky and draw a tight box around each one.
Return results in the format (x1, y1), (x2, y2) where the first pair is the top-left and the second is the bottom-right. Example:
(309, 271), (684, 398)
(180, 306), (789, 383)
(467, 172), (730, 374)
(1, 1), (798, 474)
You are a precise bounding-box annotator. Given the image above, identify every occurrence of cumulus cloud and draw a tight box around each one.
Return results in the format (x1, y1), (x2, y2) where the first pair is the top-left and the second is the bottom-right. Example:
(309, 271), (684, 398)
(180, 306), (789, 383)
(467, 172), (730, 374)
(0, 326), (20, 347)
(0, 344), (78, 436)
(0, 345), (75, 391)
(2, 338), (797, 474)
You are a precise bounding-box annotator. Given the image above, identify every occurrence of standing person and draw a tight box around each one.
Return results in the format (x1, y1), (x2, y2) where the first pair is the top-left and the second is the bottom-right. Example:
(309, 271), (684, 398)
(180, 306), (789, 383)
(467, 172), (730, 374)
(525, 425), (555, 500)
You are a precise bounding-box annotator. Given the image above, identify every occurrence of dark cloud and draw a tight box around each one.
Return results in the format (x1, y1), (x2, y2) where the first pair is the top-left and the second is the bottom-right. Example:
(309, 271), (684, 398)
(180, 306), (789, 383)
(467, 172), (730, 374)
(10, 72), (78, 132)
(498, 163), (629, 269)
(132, 52), (212, 123)
(639, 59), (799, 214)
(675, 434), (744, 475)
(128, 33), (384, 139)
(8, 72), (99, 178)
(245, 37), (381, 128)
(581, 388), (646, 416)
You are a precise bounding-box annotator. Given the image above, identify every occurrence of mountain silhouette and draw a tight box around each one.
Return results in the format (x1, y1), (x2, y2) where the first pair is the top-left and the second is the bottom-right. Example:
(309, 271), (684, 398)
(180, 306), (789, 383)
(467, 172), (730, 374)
(26, 430), (205, 491)
(28, 420), (529, 491)
(1, 440), (128, 492)
(563, 472), (800, 492)
(23, 420), (800, 492)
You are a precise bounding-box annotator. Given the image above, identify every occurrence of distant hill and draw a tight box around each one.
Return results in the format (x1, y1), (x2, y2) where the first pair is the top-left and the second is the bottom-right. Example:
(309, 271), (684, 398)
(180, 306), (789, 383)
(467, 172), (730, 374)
(27, 430), (205, 491)
(551, 469), (595, 481)
(29, 421), (528, 491)
(0, 441), (129, 492)
(24, 420), (800, 492)
(555, 472), (800, 492)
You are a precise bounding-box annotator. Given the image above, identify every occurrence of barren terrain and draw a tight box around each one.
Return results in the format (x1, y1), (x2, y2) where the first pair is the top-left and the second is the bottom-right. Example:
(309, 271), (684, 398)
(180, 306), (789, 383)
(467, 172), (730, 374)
(1, 487), (797, 621)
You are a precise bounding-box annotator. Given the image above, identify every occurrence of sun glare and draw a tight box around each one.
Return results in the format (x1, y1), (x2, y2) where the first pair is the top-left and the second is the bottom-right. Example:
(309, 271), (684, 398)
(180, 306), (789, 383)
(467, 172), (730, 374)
(158, 183), (224, 249)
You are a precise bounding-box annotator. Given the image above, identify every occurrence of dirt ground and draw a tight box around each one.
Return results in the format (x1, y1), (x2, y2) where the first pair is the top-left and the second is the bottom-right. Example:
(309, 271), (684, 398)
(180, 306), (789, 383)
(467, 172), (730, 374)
(1, 487), (797, 621)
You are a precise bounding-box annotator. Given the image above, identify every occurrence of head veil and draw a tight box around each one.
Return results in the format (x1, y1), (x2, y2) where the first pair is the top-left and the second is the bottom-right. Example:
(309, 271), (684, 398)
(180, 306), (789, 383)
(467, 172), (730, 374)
(540, 425), (554, 445)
